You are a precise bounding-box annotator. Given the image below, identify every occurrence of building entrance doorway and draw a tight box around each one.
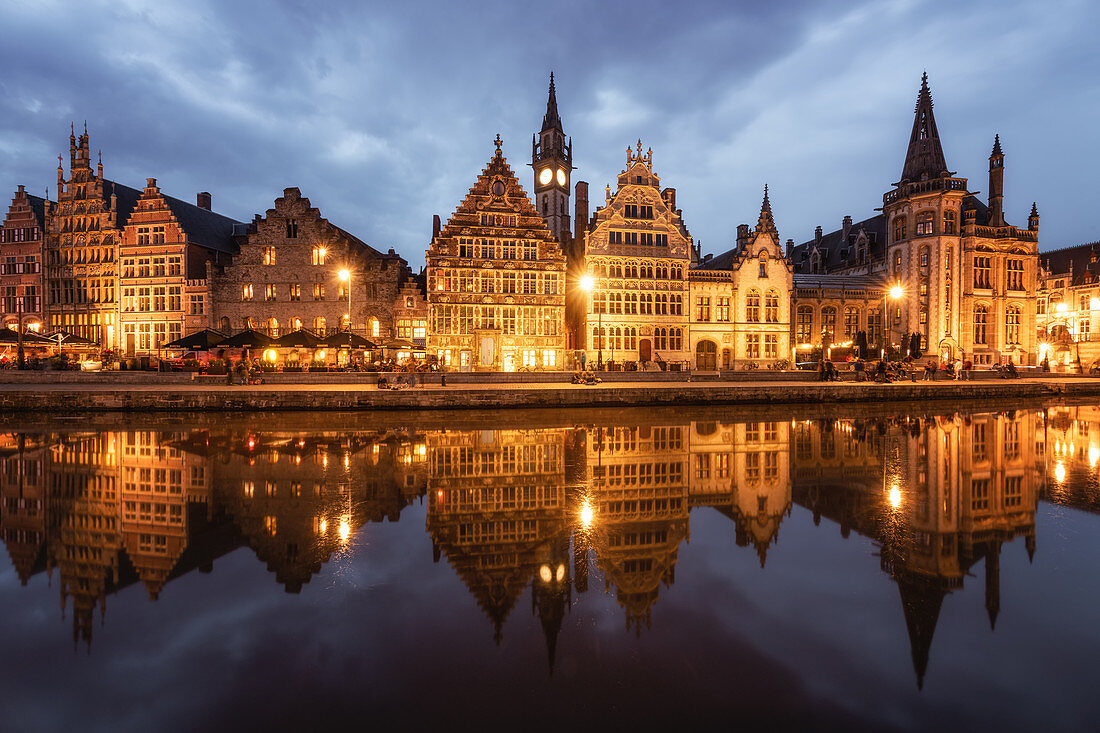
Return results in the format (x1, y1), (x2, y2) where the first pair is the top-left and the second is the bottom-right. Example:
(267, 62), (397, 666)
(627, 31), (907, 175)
(696, 340), (717, 370)
(639, 338), (652, 363)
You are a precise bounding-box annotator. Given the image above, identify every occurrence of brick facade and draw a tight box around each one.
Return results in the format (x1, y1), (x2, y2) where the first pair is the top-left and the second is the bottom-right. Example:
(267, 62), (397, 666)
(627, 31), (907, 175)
(0, 185), (47, 332)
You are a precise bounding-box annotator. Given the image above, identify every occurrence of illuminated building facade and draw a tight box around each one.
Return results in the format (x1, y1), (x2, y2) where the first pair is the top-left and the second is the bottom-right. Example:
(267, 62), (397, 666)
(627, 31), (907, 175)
(0, 186), (47, 333)
(118, 179), (240, 355)
(576, 143), (694, 368)
(208, 187), (405, 341)
(690, 189), (793, 369)
(426, 138), (567, 371)
(1036, 242), (1100, 369)
(789, 75), (1040, 365)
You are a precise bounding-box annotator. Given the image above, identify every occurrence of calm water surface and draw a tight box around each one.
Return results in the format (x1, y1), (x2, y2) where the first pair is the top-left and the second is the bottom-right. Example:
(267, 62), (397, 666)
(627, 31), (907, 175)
(1, 403), (1099, 732)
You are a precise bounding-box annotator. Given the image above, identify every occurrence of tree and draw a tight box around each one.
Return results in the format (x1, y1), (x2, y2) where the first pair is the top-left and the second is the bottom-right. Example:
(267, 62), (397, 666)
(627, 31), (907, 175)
(908, 333), (922, 360)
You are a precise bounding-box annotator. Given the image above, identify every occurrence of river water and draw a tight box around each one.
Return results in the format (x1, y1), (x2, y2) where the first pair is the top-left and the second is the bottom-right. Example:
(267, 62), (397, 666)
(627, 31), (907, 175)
(1, 401), (1098, 732)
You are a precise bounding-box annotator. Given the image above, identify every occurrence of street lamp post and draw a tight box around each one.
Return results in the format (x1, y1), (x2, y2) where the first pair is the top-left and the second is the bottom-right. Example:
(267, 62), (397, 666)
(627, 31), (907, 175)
(338, 269), (351, 332)
(882, 283), (904, 360)
(580, 274), (602, 370)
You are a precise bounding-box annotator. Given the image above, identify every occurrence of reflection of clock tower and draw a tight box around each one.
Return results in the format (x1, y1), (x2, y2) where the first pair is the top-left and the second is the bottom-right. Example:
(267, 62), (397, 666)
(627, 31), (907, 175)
(532, 72), (572, 244)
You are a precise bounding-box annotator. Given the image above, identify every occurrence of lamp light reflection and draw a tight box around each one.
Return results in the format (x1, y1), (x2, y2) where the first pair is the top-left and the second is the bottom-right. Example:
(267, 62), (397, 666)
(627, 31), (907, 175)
(888, 486), (902, 509)
(580, 499), (594, 528)
(339, 516), (351, 541)
(1055, 462), (1066, 483)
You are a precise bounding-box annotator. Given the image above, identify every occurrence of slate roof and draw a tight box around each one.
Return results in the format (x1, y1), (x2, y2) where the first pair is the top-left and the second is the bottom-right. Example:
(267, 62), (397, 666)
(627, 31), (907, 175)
(694, 245), (741, 271)
(1040, 242), (1100, 287)
(25, 193), (47, 228)
(102, 179), (242, 255)
(789, 214), (887, 272)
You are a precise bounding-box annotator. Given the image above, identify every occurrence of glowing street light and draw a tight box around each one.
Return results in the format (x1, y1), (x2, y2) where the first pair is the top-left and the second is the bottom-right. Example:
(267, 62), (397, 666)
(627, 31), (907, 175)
(338, 269), (352, 331)
(579, 274), (601, 370)
(882, 283), (905, 359)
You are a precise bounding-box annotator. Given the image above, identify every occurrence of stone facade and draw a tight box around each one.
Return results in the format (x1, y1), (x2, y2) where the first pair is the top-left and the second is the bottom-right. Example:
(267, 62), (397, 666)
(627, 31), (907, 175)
(393, 268), (428, 352)
(208, 187), (405, 340)
(426, 138), (567, 371)
(118, 179), (240, 355)
(1036, 241), (1100, 369)
(690, 188), (793, 369)
(44, 126), (132, 348)
(0, 185), (47, 332)
(789, 75), (1040, 366)
(578, 142), (694, 368)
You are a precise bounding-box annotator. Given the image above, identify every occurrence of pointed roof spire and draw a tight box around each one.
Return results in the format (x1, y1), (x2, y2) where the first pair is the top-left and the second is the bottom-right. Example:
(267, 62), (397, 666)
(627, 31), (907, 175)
(899, 73), (950, 183)
(756, 184), (778, 238)
(541, 71), (563, 133)
(991, 133), (1003, 157)
(1030, 201), (1038, 217)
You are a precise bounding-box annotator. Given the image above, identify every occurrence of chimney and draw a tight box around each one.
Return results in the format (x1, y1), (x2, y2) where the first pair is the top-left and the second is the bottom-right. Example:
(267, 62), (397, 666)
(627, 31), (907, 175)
(662, 187), (676, 210)
(785, 238), (794, 258)
(432, 214), (441, 239)
(814, 225), (823, 244)
(197, 192), (211, 210)
(736, 224), (750, 249)
(842, 215), (852, 243)
(17, 184), (24, 194)
(703, 253), (713, 262)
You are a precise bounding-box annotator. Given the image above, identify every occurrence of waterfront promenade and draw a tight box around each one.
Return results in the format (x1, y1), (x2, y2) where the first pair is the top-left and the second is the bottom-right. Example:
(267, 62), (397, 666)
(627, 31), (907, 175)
(2, 374), (1099, 413)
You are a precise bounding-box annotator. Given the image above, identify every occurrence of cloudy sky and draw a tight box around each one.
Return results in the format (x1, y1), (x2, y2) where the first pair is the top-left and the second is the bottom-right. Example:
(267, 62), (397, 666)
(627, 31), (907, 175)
(1, 0), (1097, 268)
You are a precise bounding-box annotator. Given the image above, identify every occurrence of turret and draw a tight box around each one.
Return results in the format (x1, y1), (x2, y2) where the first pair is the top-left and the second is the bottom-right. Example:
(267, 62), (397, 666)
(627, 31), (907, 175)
(988, 134), (1005, 227)
(898, 73), (951, 184)
(1028, 202), (1040, 232)
(531, 72), (572, 243)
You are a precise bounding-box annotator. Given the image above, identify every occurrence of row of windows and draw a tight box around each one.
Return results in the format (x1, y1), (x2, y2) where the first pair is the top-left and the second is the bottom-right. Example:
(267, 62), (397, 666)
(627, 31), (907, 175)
(592, 291), (683, 316)
(1, 256), (39, 274)
(432, 305), (562, 336)
(591, 325), (685, 351)
(0, 227), (40, 243)
(893, 210), (957, 241)
(432, 269), (561, 295)
(696, 290), (780, 323)
(589, 261), (684, 280)
(121, 286), (182, 313)
(48, 278), (115, 305)
(221, 316), (382, 339)
(120, 255), (182, 279)
(607, 231), (670, 247)
(455, 238), (540, 261)
(135, 226), (167, 245)
(46, 246), (114, 265)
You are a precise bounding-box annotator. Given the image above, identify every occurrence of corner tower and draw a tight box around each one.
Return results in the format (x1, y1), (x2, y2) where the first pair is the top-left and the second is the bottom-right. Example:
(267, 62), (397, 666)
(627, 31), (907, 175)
(532, 73), (572, 245)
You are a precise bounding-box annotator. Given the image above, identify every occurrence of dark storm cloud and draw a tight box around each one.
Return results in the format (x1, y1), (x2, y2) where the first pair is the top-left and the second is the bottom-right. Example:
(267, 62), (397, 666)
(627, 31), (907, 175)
(1, 0), (1097, 269)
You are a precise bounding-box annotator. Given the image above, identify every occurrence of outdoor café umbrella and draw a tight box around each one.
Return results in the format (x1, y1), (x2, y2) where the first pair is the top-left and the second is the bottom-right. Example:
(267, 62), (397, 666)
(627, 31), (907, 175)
(164, 328), (225, 351)
(215, 329), (275, 349)
(319, 331), (376, 349)
(0, 328), (52, 345)
(275, 329), (325, 349)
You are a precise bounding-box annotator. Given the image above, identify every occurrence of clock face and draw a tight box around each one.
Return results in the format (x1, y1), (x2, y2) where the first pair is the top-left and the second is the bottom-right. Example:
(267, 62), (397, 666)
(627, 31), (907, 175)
(539, 168), (553, 186)
(556, 168), (567, 186)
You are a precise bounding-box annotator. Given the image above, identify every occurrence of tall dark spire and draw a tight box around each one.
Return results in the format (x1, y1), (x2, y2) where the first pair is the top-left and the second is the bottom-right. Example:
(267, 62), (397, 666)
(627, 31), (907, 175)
(899, 72), (950, 184)
(542, 72), (563, 133)
(897, 575), (947, 691)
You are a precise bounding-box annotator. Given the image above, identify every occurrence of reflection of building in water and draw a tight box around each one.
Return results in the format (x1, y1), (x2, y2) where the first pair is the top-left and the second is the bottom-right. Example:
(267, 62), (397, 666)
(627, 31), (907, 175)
(0, 434), (50, 584)
(688, 419), (791, 566)
(426, 428), (571, 658)
(46, 433), (121, 648)
(1042, 406), (1100, 514)
(793, 412), (1041, 688)
(118, 431), (210, 599)
(204, 430), (427, 593)
(588, 425), (689, 633)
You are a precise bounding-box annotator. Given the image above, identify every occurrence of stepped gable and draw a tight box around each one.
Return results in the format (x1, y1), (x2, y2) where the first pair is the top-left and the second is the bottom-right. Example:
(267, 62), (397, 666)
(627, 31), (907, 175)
(438, 136), (560, 252)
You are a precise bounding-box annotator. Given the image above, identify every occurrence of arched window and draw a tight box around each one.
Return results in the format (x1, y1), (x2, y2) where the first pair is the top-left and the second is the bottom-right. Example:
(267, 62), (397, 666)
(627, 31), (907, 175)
(314, 316), (326, 336)
(291, 317), (302, 331)
(916, 211), (934, 236)
(244, 317), (256, 330)
(758, 251), (768, 279)
(219, 316), (230, 333)
(974, 305), (988, 345)
(370, 317), (380, 337)
(843, 306), (860, 339)
(796, 305), (814, 343)
(626, 327), (637, 350)
(746, 289), (761, 323)
(821, 306), (837, 346)
(764, 290), (779, 323)
(893, 216), (907, 242)
(1005, 304), (1021, 344)
(670, 328), (683, 350)
(267, 317), (279, 337)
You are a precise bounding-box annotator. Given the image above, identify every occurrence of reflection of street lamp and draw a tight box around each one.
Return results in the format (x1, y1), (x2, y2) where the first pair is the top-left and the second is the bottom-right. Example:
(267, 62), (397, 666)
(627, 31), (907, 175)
(580, 274), (602, 370)
(338, 269), (351, 331)
(882, 283), (904, 359)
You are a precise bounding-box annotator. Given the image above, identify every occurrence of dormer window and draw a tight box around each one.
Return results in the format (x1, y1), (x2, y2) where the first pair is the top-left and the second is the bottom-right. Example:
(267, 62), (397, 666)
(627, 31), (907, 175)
(758, 251), (768, 278)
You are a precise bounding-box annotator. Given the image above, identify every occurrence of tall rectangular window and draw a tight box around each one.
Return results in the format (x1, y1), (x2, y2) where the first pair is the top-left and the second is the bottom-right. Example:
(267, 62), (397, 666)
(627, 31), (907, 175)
(695, 297), (711, 322)
(1007, 259), (1024, 291)
(974, 256), (992, 289)
(263, 246), (275, 265)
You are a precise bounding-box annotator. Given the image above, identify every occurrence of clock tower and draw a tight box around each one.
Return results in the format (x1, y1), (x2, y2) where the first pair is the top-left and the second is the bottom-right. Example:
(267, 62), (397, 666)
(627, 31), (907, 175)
(532, 72), (572, 245)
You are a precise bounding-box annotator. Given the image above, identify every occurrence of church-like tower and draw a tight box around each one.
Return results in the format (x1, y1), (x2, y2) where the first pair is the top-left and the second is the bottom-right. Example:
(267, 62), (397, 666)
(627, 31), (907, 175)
(531, 73), (572, 245)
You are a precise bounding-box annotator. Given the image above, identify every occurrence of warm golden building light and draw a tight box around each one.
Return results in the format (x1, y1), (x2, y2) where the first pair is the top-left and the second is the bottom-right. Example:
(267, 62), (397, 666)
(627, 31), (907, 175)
(580, 274), (594, 292)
